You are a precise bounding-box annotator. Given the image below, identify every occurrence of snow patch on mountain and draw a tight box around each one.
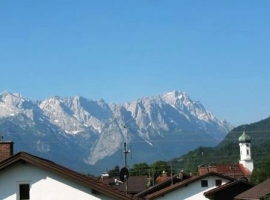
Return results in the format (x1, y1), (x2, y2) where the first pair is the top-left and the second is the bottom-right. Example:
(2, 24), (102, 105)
(0, 90), (233, 168)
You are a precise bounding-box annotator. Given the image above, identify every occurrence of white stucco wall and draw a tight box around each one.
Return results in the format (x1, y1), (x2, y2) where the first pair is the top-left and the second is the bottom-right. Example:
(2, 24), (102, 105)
(239, 143), (252, 160)
(239, 142), (254, 173)
(155, 176), (231, 200)
(0, 162), (114, 200)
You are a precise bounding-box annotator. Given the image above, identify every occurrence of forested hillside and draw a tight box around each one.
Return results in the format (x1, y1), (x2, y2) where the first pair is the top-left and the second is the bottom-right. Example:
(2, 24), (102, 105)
(171, 116), (270, 173)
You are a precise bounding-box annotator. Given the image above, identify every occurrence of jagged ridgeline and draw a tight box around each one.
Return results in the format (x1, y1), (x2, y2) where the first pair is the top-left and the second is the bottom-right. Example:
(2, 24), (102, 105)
(172, 117), (270, 173)
(0, 91), (232, 175)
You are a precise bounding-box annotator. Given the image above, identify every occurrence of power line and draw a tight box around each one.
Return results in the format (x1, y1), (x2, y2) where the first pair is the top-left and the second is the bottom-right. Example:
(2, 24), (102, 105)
(3, 128), (270, 135)
(2, 136), (270, 144)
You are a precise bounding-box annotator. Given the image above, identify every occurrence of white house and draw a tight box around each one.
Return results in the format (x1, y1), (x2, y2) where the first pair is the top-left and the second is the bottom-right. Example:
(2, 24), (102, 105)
(144, 172), (235, 200)
(0, 142), (132, 200)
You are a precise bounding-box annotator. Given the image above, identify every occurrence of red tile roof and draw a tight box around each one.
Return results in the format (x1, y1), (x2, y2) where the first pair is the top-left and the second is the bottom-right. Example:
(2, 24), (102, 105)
(198, 163), (251, 178)
(238, 164), (251, 176)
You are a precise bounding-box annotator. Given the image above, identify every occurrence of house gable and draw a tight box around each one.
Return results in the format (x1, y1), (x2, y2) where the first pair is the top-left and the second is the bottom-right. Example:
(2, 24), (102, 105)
(0, 152), (132, 200)
(0, 162), (99, 200)
(145, 172), (235, 200)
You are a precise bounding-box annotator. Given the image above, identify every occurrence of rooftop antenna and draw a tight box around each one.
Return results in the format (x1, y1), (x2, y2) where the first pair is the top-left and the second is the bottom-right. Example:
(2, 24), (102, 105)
(120, 124), (131, 195)
(121, 124), (131, 168)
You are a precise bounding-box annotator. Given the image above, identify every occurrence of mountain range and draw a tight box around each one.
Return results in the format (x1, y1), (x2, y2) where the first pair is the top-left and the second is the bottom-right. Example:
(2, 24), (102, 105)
(0, 91), (232, 174)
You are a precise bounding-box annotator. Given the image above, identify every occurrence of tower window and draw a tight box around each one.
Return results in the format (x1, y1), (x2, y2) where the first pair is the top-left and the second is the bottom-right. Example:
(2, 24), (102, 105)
(247, 149), (249, 155)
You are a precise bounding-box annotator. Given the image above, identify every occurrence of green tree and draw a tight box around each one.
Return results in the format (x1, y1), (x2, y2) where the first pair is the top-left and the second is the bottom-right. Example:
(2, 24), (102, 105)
(250, 157), (270, 185)
(262, 194), (270, 200)
(129, 162), (149, 176)
(108, 165), (120, 177)
(150, 160), (171, 179)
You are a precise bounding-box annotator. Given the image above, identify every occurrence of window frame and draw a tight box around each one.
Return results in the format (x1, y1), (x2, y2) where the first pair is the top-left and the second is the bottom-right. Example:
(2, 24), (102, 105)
(17, 181), (31, 200)
(215, 179), (222, 186)
(201, 180), (208, 187)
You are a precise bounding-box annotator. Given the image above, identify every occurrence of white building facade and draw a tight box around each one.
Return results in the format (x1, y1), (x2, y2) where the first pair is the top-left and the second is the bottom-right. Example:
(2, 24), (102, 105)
(0, 162), (114, 200)
(146, 173), (234, 200)
(0, 151), (131, 200)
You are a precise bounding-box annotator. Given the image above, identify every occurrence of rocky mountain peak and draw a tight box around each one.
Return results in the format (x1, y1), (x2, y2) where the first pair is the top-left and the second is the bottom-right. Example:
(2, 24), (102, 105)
(0, 90), (233, 173)
(0, 91), (25, 105)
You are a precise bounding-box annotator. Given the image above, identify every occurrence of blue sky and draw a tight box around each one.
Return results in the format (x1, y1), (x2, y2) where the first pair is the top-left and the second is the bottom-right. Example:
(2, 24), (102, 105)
(0, 1), (269, 126)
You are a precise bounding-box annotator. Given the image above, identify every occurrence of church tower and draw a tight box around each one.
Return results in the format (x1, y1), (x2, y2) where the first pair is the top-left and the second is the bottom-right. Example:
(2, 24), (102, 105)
(239, 130), (254, 173)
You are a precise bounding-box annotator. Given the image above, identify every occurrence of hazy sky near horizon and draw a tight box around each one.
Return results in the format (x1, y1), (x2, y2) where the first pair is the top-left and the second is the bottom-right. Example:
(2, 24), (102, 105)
(0, 1), (269, 126)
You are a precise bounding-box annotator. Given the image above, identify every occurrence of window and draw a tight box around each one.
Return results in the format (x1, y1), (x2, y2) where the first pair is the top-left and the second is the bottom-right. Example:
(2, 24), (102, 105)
(19, 184), (30, 200)
(215, 179), (222, 186)
(201, 180), (208, 187)
(247, 149), (249, 155)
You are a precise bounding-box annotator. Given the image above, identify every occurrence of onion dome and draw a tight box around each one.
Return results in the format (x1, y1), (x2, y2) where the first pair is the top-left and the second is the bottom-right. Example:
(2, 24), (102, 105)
(239, 130), (251, 143)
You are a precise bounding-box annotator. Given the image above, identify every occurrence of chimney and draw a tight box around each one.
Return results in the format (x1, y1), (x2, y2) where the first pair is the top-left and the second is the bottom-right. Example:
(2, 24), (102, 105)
(156, 171), (169, 184)
(198, 165), (209, 175)
(100, 173), (109, 184)
(0, 141), (14, 162)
